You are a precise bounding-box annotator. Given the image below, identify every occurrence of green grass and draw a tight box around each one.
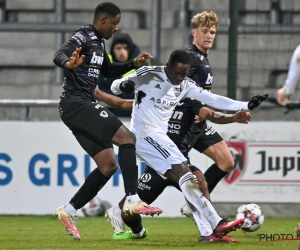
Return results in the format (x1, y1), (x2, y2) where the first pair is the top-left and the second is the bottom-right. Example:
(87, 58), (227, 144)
(0, 216), (299, 250)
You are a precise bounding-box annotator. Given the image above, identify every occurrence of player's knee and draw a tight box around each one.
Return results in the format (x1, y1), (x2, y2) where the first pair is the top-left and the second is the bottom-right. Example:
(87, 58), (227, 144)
(121, 130), (136, 144)
(220, 159), (234, 172)
(99, 163), (118, 176)
(216, 157), (234, 172)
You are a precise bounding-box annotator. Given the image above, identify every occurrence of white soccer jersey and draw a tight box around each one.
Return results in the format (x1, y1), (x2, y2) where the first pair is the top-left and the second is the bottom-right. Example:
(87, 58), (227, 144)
(111, 66), (248, 136)
(283, 44), (300, 95)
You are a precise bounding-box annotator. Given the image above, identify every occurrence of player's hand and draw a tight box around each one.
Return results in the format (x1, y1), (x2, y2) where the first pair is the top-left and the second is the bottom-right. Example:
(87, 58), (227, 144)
(194, 115), (204, 123)
(119, 79), (135, 94)
(64, 47), (85, 69)
(134, 52), (153, 67)
(94, 85), (102, 96)
(247, 94), (268, 110)
(234, 111), (252, 124)
(277, 88), (291, 106)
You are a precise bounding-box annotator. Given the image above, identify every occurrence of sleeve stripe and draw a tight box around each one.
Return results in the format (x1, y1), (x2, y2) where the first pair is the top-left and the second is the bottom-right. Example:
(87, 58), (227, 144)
(136, 67), (162, 76)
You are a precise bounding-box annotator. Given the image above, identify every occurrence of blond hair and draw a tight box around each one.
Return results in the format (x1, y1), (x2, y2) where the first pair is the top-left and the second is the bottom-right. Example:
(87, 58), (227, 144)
(191, 11), (219, 29)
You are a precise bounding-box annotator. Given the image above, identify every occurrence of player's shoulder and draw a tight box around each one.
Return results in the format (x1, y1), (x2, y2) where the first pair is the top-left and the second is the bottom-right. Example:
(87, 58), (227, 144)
(136, 65), (163, 76)
(183, 76), (198, 87)
(185, 45), (207, 65)
(70, 25), (104, 46)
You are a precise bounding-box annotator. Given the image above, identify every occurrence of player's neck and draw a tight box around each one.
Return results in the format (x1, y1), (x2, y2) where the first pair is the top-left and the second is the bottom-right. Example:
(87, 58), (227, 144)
(193, 43), (209, 54)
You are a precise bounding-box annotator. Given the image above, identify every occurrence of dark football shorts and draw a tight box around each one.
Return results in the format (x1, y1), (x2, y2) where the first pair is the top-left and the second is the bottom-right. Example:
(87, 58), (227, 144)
(190, 125), (223, 153)
(59, 100), (123, 157)
(137, 166), (180, 204)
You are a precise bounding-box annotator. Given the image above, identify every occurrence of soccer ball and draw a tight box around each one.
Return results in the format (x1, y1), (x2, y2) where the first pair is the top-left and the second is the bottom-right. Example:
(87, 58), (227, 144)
(81, 197), (105, 217)
(235, 203), (264, 232)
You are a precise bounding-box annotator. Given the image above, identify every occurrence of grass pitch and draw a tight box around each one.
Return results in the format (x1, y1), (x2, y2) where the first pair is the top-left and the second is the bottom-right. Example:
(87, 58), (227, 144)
(0, 216), (299, 250)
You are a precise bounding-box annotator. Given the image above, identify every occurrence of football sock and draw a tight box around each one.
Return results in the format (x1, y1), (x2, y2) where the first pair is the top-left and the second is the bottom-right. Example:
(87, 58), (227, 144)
(119, 144), (138, 196)
(125, 194), (140, 203)
(191, 208), (213, 236)
(122, 214), (143, 234)
(133, 228), (146, 237)
(113, 205), (122, 219)
(69, 168), (110, 209)
(204, 163), (228, 193)
(64, 203), (77, 214)
(179, 172), (222, 230)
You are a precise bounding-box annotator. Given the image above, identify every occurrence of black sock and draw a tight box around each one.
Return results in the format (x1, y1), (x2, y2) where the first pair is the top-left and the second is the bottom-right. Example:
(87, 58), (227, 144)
(123, 214), (143, 234)
(119, 144), (138, 196)
(204, 163), (228, 193)
(70, 168), (110, 209)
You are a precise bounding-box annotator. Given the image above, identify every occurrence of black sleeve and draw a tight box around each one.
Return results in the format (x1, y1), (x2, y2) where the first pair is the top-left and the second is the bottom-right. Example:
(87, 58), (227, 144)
(53, 41), (77, 68)
(190, 99), (204, 115)
(53, 30), (89, 68)
(100, 50), (138, 78)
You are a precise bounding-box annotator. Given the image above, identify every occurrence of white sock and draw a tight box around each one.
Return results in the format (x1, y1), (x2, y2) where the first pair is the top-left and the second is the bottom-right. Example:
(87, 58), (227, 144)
(185, 201), (213, 236)
(113, 205), (122, 220)
(64, 203), (77, 214)
(125, 194), (140, 203)
(133, 228), (146, 237)
(179, 172), (222, 230)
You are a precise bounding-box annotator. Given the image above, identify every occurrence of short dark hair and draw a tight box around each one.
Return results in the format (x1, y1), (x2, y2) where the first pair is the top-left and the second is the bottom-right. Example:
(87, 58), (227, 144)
(94, 2), (121, 18)
(169, 50), (191, 66)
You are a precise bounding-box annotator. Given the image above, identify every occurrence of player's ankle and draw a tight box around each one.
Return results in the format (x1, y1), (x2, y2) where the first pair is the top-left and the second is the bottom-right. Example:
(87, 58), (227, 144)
(64, 203), (77, 214)
(125, 194), (140, 203)
(133, 228), (146, 237)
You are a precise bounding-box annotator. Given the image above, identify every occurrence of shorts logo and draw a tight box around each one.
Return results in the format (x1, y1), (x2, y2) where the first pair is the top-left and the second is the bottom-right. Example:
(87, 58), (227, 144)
(100, 111), (108, 118)
(95, 104), (103, 109)
(140, 173), (151, 182)
(223, 141), (246, 184)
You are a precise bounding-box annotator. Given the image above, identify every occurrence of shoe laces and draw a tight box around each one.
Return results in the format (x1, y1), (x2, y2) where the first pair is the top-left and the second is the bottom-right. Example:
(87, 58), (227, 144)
(67, 214), (78, 226)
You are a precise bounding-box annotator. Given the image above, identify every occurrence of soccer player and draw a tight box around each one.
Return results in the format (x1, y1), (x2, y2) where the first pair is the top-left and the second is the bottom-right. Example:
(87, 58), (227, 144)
(94, 86), (252, 242)
(183, 11), (245, 198)
(277, 44), (300, 106)
(109, 50), (267, 241)
(52, 2), (161, 240)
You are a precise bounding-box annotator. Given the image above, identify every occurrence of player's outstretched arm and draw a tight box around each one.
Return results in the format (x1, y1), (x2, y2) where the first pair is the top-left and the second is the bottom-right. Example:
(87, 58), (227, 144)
(277, 44), (300, 106)
(186, 84), (268, 111)
(198, 107), (252, 124)
(94, 86), (133, 111)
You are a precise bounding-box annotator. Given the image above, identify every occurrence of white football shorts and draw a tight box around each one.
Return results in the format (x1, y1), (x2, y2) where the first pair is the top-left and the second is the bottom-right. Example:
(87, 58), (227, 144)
(135, 132), (188, 175)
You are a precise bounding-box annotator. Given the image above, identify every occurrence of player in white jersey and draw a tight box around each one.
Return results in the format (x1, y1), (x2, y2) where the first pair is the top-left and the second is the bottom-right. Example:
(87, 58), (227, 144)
(111, 50), (267, 240)
(277, 44), (300, 106)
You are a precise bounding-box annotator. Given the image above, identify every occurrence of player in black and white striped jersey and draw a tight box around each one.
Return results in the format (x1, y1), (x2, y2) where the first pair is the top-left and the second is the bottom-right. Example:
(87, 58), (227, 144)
(110, 50), (267, 241)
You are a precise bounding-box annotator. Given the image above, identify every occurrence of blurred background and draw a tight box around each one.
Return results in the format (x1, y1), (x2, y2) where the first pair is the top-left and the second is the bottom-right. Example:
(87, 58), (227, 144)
(0, 0), (299, 120)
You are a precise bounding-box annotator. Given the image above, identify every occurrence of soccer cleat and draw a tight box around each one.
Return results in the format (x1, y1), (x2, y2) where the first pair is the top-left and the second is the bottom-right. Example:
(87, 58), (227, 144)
(112, 229), (147, 240)
(213, 218), (244, 237)
(105, 206), (126, 233)
(199, 234), (237, 243)
(55, 205), (81, 240)
(122, 199), (162, 216)
(180, 204), (193, 220)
